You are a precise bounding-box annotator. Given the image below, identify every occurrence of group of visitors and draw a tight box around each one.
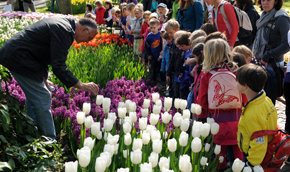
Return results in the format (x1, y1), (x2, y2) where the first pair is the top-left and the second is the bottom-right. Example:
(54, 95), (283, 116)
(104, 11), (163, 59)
(6, 0), (35, 12)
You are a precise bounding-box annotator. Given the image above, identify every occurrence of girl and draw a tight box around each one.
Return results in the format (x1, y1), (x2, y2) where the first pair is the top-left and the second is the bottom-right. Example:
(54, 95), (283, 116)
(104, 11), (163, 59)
(126, 3), (136, 43)
(104, 0), (113, 28)
(94, 1), (106, 25)
(197, 38), (243, 170)
(85, 3), (94, 17)
(120, 3), (128, 37)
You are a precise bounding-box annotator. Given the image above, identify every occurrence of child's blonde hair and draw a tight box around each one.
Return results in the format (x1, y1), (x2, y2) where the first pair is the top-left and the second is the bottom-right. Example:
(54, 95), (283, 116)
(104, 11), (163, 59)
(134, 7), (143, 13)
(143, 10), (152, 18)
(164, 19), (179, 31)
(232, 45), (254, 60)
(203, 38), (232, 72)
(189, 30), (207, 45)
(149, 12), (158, 20)
(126, 3), (136, 12)
(136, 3), (144, 10)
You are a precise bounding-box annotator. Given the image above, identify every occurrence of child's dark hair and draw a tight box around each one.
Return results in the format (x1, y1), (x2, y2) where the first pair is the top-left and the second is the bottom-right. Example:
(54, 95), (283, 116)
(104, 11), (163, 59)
(86, 3), (93, 11)
(236, 63), (267, 92)
(95, 0), (102, 6)
(232, 52), (247, 67)
(162, 32), (170, 40)
(200, 23), (217, 35)
(192, 43), (204, 74)
(105, 0), (113, 9)
(149, 18), (160, 26)
(205, 31), (227, 43)
(175, 31), (191, 46)
(115, 9), (121, 15)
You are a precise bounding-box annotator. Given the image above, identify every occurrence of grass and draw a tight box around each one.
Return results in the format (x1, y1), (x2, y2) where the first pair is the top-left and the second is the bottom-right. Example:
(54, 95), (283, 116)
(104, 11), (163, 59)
(35, 6), (85, 18)
(283, 0), (290, 9)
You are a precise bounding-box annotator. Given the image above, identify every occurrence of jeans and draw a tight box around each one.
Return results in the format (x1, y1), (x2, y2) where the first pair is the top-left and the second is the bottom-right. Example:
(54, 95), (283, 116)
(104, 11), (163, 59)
(11, 72), (56, 139)
(51, 0), (59, 13)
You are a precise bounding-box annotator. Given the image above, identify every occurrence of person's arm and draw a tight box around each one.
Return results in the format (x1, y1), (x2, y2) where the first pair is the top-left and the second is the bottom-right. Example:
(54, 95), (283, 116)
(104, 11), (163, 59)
(196, 72), (209, 111)
(74, 81), (99, 96)
(106, 9), (113, 21)
(194, 2), (204, 30)
(223, 3), (239, 47)
(145, 36), (153, 57)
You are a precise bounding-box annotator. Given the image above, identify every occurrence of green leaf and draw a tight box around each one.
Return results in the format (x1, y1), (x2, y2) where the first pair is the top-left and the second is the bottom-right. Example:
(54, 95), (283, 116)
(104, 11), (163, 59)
(0, 135), (8, 144)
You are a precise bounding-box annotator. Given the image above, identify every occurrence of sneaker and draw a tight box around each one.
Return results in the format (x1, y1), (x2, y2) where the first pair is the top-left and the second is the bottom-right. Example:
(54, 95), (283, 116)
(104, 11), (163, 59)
(279, 161), (290, 172)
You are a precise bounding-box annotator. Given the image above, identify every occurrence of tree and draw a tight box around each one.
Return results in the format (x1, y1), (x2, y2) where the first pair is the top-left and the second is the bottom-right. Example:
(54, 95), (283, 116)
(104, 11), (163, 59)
(59, 0), (72, 14)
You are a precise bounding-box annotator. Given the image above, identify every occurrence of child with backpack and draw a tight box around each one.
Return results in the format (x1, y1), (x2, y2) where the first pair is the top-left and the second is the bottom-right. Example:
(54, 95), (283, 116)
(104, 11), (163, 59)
(197, 38), (243, 170)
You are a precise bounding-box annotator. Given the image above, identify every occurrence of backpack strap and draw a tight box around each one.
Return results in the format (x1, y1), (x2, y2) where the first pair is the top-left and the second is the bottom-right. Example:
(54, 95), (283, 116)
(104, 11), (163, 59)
(220, 4), (229, 24)
(250, 130), (278, 140)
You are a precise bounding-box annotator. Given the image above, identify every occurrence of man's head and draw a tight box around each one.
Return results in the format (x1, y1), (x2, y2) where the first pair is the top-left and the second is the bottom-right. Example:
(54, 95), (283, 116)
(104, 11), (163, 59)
(236, 63), (267, 93)
(164, 19), (179, 40)
(149, 19), (160, 34)
(75, 18), (98, 43)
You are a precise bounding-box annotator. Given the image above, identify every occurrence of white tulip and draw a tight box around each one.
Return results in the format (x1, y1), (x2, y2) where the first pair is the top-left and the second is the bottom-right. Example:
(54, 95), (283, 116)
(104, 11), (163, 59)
(83, 102), (91, 115)
(124, 116), (132, 126)
(146, 125), (156, 133)
(180, 118), (190, 132)
(141, 162), (153, 172)
(100, 152), (112, 168)
(191, 137), (202, 153)
(168, 138), (177, 152)
(143, 99), (151, 109)
(149, 152), (159, 168)
(191, 121), (202, 138)
(156, 99), (162, 106)
(207, 117), (215, 124)
(159, 157), (170, 170)
(153, 105), (162, 114)
(179, 131), (189, 147)
(163, 132), (168, 139)
(131, 149), (142, 164)
(118, 102), (125, 108)
(129, 112), (137, 123)
(65, 161), (78, 172)
(232, 158), (245, 172)
(96, 131), (102, 140)
(91, 122), (101, 136)
(108, 113), (117, 123)
(123, 149), (128, 158)
(182, 109), (191, 119)
(152, 93), (160, 103)
(200, 123), (211, 138)
(204, 143), (211, 152)
(219, 156), (224, 163)
(104, 132), (108, 141)
(211, 122), (220, 135)
(164, 97), (172, 112)
(132, 138), (143, 151)
(173, 112), (182, 127)
(243, 167), (252, 172)
(123, 122), (132, 133)
(103, 97), (111, 113)
(114, 144), (119, 155)
(253, 165), (264, 172)
(117, 168), (130, 172)
(84, 115), (94, 129)
(162, 169), (174, 172)
(200, 156), (208, 166)
(129, 102), (137, 112)
(180, 99), (187, 110)
(191, 103), (202, 115)
(214, 145), (221, 155)
(174, 98), (181, 109)
(103, 144), (115, 156)
(161, 112), (172, 124)
(179, 154), (192, 172)
(118, 107), (127, 119)
(107, 133), (119, 145)
(77, 146), (91, 167)
(150, 113), (160, 126)
(96, 95), (104, 106)
(153, 139), (162, 154)
(142, 132), (151, 145)
(139, 117), (148, 131)
(104, 118), (114, 132)
(141, 108), (149, 117)
(77, 112), (85, 125)
(95, 157), (106, 172)
(125, 100), (132, 111)
(151, 130), (161, 141)
(84, 137), (95, 150)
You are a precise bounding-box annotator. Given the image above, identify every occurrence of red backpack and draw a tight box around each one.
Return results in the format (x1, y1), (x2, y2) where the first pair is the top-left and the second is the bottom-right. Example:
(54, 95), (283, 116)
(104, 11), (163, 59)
(250, 130), (290, 172)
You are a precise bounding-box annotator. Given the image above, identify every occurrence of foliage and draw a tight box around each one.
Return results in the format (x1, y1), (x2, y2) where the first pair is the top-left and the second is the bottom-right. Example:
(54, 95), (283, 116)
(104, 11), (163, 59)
(46, 0), (97, 14)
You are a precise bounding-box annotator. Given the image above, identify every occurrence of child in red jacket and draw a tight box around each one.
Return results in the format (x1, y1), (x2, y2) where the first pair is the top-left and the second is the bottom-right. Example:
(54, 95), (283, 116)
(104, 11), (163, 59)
(94, 1), (106, 25)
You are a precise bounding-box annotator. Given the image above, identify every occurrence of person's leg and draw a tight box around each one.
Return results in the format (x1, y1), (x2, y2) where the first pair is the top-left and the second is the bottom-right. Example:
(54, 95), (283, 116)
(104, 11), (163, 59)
(51, 0), (55, 13)
(284, 82), (290, 134)
(29, 2), (35, 12)
(23, 2), (29, 12)
(11, 72), (56, 139)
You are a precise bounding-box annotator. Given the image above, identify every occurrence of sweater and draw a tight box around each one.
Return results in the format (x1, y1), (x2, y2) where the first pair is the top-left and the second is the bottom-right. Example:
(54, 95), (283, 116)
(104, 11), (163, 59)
(95, 7), (106, 25)
(145, 32), (162, 60)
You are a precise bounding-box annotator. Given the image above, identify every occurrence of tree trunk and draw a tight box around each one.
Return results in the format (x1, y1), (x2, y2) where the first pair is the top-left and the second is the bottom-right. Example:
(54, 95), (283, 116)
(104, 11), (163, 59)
(59, 0), (72, 14)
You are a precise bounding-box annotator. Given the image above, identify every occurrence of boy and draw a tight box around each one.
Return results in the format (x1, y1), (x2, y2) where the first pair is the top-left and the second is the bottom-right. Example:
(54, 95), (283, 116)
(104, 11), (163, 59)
(145, 19), (163, 85)
(236, 63), (277, 169)
(160, 32), (172, 95)
(94, 1), (106, 25)
(130, 7), (143, 56)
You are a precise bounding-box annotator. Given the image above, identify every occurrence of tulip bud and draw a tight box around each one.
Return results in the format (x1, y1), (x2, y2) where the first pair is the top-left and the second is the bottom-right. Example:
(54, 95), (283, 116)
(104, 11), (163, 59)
(182, 109), (190, 119)
(95, 157), (106, 172)
(191, 103), (202, 115)
(174, 98), (181, 109)
(139, 117), (148, 131)
(207, 117), (215, 124)
(168, 138), (177, 152)
(179, 99), (187, 110)
(150, 113), (160, 126)
(180, 118), (190, 132)
(123, 149), (128, 158)
(142, 132), (151, 145)
(200, 123), (211, 138)
(104, 144), (115, 156)
(143, 99), (151, 109)
(219, 156), (224, 163)
(146, 125), (156, 135)
(103, 97), (111, 114)
(211, 122), (220, 135)
(117, 168), (130, 172)
(149, 152), (159, 168)
(77, 112), (85, 125)
(204, 143), (210, 152)
(129, 102), (137, 112)
(140, 162), (153, 172)
(159, 157), (170, 170)
(163, 132), (168, 139)
(104, 118), (114, 132)
(152, 93), (160, 103)
(161, 112), (172, 124)
(107, 134), (119, 145)
(96, 131), (102, 140)
(125, 100), (132, 111)
(123, 122), (132, 133)
(131, 149), (142, 164)
(191, 137), (202, 153)
(173, 112), (182, 127)
(214, 145), (221, 155)
(179, 131), (189, 147)
(132, 138), (143, 151)
(129, 112), (137, 123)
(77, 146), (91, 167)
(232, 158), (245, 172)
(124, 116), (132, 126)
(156, 99), (162, 107)
(84, 137), (95, 150)
(65, 161), (78, 172)
(118, 107), (127, 119)
(83, 102), (91, 115)
(152, 139), (162, 154)
(96, 95), (104, 106)
(164, 97), (172, 112)
(114, 144), (119, 155)
(141, 108), (149, 117)
(100, 152), (112, 168)
(243, 167), (252, 172)
(179, 154), (192, 172)
(253, 165), (263, 172)
(191, 121), (202, 138)
(153, 105), (162, 114)
(151, 130), (161, 141)
(200, 156), (208, 166)
(91, 122), (101, 136)
(84, 115), (94, 129)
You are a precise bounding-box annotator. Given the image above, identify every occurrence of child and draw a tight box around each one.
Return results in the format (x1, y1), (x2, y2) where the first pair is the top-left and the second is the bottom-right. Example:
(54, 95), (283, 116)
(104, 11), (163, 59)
(232, 52), (247, 67)
(232, 45), (254, 64)
(126, 3), (136, 43)
(145, 19), (163, 85)
(85, 3), (94, 17)
(157, 3), (169, 24)
(140, 11), (152, 63)
(120, 4), (128, 37)
(197, 38), (243, 170)
(236, 63), (277, 169)
(94, 1), (106, 25)
(104, 0), (113, 28)
(130, 7), (143, 56)
(160, 32), (172, 94)
(200, 23), (217, 35)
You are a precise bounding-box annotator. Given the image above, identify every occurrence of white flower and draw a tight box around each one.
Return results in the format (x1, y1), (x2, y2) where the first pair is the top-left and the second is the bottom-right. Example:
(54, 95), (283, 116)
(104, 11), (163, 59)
(129, 101), (137, 112)
(161, 112), (172, 124)
(159, 157), (170, 170)
(84, 137), (95, 150)
(132, 138), (143, 151)
(103, 144), (115, 156)
(180, 118), (190, 132)
(125, 100), (132, 112)
(103, 97), (111, 113)
(142, 132), (151, 145)
(191, 121), (202, 138)
(100, 152), (112, 168)
(82, 102), (91, 115)
(182, 109), (191, 119)
(207, 117), (215, 124)
(96, 95), (104, 105)
(152, 93), (160, 103)
(77, 112), (85, 125)
(150, 113), (160, 126)
(146, 125), (156, 135)
(219, 156), (224, 163)
(168, 138), (177, 152)
(117, 168), (130, 172)
(179, 131), (189, 147)
(200, 156), (208, 166)
(114, 144), (119, 155)
(164, 97), (172, 112)
(118, 107), (127, 119)
(253, 165), (264, 172)
(143, 99), (151, 109)
(131, 149), (142, 164)
(156, 99), (162, 106)
(232, 158), (245, 172)
(162, 169), (174, 172)
(180, 99), (187, 110)
(107, 134), (119, 145)
(179, 154), (192, 172)
(104, 118), (114, 132)
(129, 112), (137, 123)
(65, 161), (78, 172)
(173, 112), (182, 127)
(149, 152), (159, 168)
(118, 102), (125, 108)
(191, 103), (202, 115)
(243, 167), (252, 172)
(214, 145), (221, 155)
(174, 98), (181, 109)
(141, 108), (149, 117)
(152, 139), (162, 154)
(123, 149), (128, 158)
(200, 123), (211, 138)
(96, 131), (102, 140)
(77, 146), (91, 167)
(204, 143), (210, 152)
(84, 115), (94, 129)
(95, 157), (106, 172)
(124, 116), (132, 125)
(139, 117), (148, 131)
(163, 132), (168, 139)
(123, 122), (132, 133)
(151, 130), (161, 141)
(153, 105), (162, 114)
(191, 137), (202, 153)
(211, 122), (220, 135)
(91, 122), (101, 136)
(108, 112), (117, 123)
(140, 162), (153, 172)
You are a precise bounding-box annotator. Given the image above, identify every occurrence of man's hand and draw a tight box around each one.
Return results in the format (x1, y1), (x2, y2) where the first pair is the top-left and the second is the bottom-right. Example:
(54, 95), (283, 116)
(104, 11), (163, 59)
(45, 79), (54, 91)
(75, 81), (99, 96)
(157, 57), (162, 62)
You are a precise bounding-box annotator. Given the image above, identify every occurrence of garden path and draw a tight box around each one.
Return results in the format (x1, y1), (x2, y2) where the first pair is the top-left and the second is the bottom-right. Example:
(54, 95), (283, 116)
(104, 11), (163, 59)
(0, 0), (47, 9)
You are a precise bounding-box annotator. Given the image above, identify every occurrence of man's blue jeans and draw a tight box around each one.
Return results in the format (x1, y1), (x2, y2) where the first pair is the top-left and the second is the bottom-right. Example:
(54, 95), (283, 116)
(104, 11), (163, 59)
(51, 0), (59, 13)
(12, 72), (56, 139)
